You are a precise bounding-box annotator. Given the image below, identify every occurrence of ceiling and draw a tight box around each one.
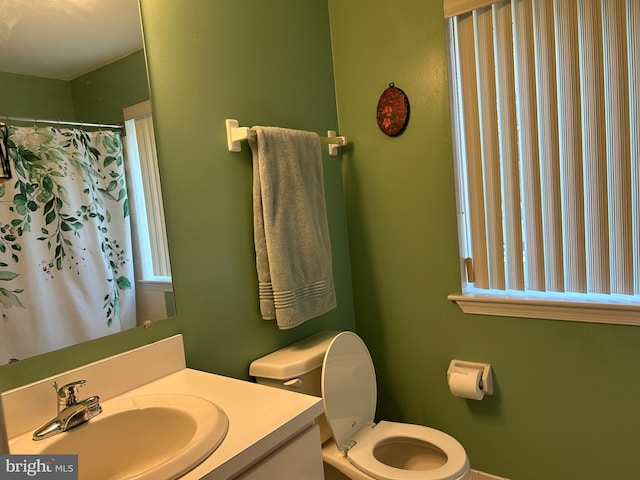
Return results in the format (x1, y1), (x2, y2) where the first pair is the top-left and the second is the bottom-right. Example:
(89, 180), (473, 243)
(0, 0), (143, 81)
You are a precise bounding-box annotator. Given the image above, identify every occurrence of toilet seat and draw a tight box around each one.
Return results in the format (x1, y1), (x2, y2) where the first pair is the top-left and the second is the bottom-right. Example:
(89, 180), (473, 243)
(348, 421), (470, 480)
(321, 332), (470, 480)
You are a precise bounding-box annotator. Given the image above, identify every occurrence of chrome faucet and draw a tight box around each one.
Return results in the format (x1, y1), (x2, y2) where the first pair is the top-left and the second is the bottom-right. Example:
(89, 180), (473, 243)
(33, 380), (102, 441)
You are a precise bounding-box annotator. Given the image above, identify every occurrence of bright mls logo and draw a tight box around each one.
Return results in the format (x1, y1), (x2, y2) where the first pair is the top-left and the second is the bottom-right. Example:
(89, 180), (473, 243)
(0, 455), (77, 479)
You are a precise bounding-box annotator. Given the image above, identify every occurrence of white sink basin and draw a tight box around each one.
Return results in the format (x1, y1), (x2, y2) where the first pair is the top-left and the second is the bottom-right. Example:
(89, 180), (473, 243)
(10, 394), (229, 480)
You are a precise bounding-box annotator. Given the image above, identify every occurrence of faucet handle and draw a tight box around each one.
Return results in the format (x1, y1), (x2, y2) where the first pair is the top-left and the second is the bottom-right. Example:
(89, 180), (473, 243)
(53, 380), (87, 408)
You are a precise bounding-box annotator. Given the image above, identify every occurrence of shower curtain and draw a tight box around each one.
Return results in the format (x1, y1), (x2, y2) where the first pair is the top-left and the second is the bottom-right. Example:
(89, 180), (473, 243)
(0, 125), (136, 363)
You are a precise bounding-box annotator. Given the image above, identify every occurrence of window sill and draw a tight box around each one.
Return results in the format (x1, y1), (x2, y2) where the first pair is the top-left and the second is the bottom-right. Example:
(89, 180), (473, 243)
(448, 293), (640, 326)
(137, 278), (172, 288)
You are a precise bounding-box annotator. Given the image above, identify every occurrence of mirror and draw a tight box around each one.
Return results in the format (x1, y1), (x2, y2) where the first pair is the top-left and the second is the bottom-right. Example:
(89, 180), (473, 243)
(0, 0), (175, 363)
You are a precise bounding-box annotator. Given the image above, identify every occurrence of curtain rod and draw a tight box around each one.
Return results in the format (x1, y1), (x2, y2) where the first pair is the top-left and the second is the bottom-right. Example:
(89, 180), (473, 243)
(1, 115), (123, 130)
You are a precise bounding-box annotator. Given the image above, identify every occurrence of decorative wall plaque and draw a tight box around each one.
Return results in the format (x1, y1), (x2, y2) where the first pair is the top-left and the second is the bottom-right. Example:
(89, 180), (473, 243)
(376, 83), (410, 137)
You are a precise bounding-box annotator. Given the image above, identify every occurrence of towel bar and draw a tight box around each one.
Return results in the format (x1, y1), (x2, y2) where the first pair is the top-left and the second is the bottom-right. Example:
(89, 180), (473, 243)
(225, 119), (347, 156)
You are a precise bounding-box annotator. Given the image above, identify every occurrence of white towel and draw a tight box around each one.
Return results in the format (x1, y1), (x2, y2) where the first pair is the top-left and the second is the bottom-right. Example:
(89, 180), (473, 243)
(249, 126), (336, 329)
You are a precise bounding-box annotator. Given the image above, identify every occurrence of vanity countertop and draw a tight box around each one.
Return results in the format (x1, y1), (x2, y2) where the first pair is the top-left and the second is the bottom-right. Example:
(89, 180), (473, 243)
(114, 367), (324, 479)
(3, 335), (324, 480)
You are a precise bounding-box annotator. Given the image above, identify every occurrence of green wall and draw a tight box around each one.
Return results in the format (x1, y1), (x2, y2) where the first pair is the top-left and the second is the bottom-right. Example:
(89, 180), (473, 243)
(0, 51), (147, 126)
(328, 1), (640, 479)
(4, 2), (639, 479)
(0, 72), (75, 120)
(71, 50), (149, 125)
(138, 0), (355, 378)
(0, 0), (355, 388)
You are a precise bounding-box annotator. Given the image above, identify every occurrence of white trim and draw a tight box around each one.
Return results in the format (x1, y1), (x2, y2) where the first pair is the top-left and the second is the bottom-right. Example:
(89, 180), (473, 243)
(449, 293), (640, 326)
(471, 469), (510, 480)
(443, 0), (500, 18)
(123, 99), (152, 120)
(137, 279), (172, 287)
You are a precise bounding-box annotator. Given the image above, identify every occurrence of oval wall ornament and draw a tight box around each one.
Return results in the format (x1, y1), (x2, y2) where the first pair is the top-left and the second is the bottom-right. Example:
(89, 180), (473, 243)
(376, 83), (410, 137)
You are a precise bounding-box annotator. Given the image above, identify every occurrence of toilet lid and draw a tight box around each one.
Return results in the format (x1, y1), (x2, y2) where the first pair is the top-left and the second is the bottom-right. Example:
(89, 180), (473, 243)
(321, 331), (377, 452)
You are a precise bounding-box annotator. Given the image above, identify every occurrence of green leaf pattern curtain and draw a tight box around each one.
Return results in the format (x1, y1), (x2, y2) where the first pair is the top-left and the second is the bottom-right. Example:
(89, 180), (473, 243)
(0, 126), (135, 363)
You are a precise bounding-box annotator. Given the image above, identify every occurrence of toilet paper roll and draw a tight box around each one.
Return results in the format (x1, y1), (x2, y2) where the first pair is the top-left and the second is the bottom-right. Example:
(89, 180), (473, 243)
(448, 370), (484, 400)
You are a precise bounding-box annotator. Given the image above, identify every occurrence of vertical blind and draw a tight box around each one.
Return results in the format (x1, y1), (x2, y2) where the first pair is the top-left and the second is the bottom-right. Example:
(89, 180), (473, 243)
(123, 100), (172, 279)
(447, 0), (640, 297)
(132, 115), (171, 278)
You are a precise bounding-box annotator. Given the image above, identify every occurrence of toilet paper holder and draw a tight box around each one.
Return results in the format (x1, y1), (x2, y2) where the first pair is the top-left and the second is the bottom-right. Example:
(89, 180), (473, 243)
(447, 359), (493, 395)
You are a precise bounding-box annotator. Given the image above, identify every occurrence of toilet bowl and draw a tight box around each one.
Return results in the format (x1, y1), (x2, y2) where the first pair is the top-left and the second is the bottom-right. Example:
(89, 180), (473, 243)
(249, 331), (471, 480)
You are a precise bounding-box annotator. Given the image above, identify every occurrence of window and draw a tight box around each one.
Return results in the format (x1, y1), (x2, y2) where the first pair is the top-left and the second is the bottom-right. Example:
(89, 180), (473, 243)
(445, 0), (640, 325)
(123, 100), (172, 282)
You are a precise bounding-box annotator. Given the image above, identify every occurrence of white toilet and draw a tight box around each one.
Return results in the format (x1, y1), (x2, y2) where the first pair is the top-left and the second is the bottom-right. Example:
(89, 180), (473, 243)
(249, 331), (471, 480)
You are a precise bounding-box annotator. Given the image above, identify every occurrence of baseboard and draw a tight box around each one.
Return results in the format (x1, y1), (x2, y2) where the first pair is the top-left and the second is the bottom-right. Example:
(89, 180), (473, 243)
(471, 469), (511, 480)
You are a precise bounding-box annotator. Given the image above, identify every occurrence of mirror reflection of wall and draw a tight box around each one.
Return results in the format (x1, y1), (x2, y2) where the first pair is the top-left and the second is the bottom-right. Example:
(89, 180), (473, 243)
(0, 1), (175, 364)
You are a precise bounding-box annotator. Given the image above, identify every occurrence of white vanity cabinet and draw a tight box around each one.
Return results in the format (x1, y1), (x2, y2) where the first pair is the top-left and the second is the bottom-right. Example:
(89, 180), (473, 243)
(233, 425), (323, 480)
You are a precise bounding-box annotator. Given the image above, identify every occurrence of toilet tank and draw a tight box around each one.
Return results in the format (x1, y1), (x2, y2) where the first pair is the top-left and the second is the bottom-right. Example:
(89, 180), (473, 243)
(249, 331), (339, 397)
